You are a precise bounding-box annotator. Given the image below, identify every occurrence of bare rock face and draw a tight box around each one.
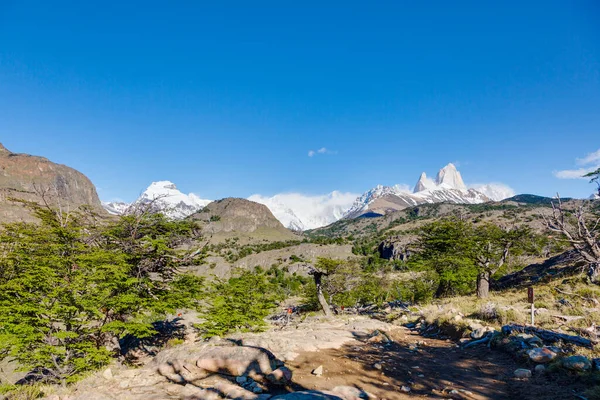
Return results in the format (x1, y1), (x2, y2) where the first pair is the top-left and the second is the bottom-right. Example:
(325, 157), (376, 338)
(378, 237), (413, 261)
(0, 143), (103, 222)
(190, 197), (291, 234)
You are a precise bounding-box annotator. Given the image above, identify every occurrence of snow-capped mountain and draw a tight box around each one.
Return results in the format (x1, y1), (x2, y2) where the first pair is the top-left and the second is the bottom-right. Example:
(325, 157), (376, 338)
(102, 201), (130, 215)
(344, 163), (510, 218)
(102, 181), (212, 219)
(248, 191), (358, 231)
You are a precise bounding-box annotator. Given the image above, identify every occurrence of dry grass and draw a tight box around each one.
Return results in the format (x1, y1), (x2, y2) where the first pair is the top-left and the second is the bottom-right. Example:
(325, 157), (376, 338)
(418, 279), (600, 351)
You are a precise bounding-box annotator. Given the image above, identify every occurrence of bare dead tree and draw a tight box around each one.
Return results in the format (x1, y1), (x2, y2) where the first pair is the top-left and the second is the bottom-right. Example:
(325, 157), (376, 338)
(543, 195), (600, 283)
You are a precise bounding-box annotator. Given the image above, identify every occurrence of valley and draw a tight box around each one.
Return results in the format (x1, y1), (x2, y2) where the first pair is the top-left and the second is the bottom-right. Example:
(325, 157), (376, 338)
(0, 143), (599, 400)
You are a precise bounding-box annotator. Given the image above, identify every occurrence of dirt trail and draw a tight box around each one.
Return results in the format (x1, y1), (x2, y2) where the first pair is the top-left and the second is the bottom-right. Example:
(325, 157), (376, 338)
(49, 317), (591, 400)
(287, 327), (587, 400)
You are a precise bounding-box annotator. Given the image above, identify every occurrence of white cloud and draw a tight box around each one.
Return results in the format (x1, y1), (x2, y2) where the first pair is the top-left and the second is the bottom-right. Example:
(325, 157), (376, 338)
(577, 149), (600, 166)
(308, 147), (336, 157)
(468, 183), (516, 201)
(392, 183), (412, 193)
(554, 168), (596, 180)
(555, 148), (600, 180)
(249, 191), (359, 230)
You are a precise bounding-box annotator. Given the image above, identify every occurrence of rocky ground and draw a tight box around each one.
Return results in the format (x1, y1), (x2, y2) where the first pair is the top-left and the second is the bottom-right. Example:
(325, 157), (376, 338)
(38, 314), (598, 400)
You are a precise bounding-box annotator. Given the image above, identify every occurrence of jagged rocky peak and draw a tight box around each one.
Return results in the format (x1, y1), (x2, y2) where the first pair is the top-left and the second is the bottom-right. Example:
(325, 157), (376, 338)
(413, 172), (435, 193)
(435, 163), (467, 190)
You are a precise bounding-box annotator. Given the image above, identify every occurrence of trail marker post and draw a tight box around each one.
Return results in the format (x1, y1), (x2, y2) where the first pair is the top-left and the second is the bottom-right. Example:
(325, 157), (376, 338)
(528, 287), (535, 325)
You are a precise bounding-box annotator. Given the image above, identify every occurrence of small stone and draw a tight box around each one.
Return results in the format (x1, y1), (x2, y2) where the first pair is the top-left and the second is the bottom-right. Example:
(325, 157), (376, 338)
(417, 374), (425, 378)
(528, 347), (557, 363)
(252, 386), (264, 394)
(373, 363), (383, 370)
(562, 355), (591, 371)
(453, 315), (463, 321)
(312, 365), (323, 376)
(236, 376), (248, 384)
(400, 386), (411, 392)
(514, 368), (532, 379)
(534, 365), (546, 374)
(470, 328), (487, 340)
(102, 368), (113, 380)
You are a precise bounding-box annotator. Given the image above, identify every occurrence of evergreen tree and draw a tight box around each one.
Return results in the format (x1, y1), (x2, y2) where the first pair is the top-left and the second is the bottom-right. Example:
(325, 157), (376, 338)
(0, 202), (204, 383)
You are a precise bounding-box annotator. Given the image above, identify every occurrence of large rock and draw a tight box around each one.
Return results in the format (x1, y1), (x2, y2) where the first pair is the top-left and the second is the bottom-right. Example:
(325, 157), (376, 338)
(562, 355), (591, 371)
(0, 143), (104, 222)
(271, 391), (343, 400)
(514, 368), (532, 379)
(527, 347), (557, 363)
(195, 346), (277, 380)
(378, 238), (411, 261)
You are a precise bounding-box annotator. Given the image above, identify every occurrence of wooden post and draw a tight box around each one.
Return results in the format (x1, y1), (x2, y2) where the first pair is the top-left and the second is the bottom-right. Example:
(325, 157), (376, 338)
(528, 287), (535, 326)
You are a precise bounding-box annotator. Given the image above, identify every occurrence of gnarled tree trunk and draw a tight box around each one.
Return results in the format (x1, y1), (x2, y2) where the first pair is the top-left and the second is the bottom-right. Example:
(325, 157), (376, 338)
(311, 271), (332, 316)
(476, 271), (491, 298)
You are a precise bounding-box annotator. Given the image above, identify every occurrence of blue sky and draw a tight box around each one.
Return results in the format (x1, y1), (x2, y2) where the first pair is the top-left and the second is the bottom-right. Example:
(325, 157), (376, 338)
(1, 1), (599, 202)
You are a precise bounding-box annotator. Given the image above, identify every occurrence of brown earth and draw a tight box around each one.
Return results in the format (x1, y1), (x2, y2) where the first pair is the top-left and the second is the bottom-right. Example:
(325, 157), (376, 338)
(45, 317), (593, 400)
(288, 328), (590, 400)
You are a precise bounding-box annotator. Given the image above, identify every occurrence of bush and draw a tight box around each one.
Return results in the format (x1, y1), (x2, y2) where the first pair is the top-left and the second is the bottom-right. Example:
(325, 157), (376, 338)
(0, 202), (205, 384)
(197, 270), (284, 337)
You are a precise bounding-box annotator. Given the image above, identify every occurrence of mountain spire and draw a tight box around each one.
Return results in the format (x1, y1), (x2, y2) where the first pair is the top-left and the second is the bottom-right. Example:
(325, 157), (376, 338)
(413, 172), (434, 193)
(435, 163), (467, 190)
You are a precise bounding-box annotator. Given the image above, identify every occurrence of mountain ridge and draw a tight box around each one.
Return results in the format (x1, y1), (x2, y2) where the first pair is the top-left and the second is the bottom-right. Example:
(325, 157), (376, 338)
(0, 143), (104, 222)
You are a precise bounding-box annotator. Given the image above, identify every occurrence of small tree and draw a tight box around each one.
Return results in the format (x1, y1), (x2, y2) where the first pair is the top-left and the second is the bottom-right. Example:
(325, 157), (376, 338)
(584, 167), (600, 197)
(417, 219), (531, 298)
(197, 270), (283, 337)
(544, 196), (600, 283)
(471, 224), (531, 298)
(304, 258), (354, 316)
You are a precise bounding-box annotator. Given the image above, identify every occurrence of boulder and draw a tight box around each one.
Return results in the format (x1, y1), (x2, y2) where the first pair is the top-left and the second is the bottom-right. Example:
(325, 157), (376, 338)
(267, 367), (293, 385)
(195, 346), (276, 380)
(514, 368), (532, 379)
(562, 355), (591, 372)
(527, 347), (557, 363)
(535, 365), (546, 374)
(271, 391), (343, 400)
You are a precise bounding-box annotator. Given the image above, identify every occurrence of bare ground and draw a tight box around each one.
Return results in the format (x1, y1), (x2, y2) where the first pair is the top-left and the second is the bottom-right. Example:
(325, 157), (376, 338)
(286, 327), (591, 400)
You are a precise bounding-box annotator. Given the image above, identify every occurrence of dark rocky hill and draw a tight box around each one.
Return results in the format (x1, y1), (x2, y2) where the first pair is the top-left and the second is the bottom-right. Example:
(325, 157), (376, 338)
(189, 197), (299, 242)
(0, 143), (103, 222)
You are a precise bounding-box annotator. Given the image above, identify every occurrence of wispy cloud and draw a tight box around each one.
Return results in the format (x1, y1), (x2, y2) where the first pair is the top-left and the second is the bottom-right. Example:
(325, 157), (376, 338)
(308, 147), (337, 157)
(554, 148), (600, 180)
(577, 149), (600, 166)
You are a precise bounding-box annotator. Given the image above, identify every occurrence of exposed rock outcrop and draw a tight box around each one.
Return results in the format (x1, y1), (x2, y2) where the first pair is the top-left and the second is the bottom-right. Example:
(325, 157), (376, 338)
(0, 143), (103, 222)
(190, 198), (296, 236)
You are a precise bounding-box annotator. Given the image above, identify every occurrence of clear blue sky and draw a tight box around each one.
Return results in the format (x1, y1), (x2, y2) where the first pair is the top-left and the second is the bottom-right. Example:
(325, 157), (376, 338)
(1, 1), (599, 201)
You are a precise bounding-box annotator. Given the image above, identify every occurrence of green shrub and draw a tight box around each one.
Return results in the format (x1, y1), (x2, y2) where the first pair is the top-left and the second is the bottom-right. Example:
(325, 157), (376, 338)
(197, 270), (284, 337)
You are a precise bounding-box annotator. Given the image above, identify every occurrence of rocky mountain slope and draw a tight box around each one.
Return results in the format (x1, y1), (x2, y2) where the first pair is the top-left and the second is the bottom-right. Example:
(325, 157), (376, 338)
(189, 197), (299, 243)
(102, 164), (515, 231)
(103, 180), (211, 219)
(344, 164), (496, 218)
(0, 143), (103, 222)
